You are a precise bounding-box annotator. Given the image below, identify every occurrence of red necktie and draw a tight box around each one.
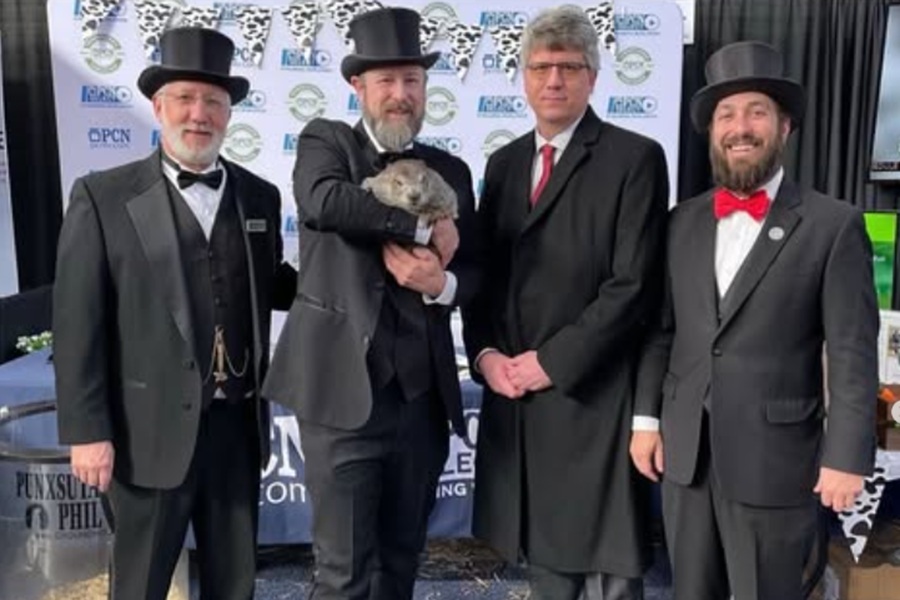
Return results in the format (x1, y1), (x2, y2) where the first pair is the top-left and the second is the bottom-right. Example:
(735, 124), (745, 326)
(531, 144), (555, 206)
(713, 188), (770, 221)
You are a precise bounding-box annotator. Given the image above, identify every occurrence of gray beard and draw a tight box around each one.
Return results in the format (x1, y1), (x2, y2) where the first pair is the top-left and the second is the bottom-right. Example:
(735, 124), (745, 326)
(710, 135), (784, 194)
(364, 113), (421, 152)
(163, 127), (224, 169)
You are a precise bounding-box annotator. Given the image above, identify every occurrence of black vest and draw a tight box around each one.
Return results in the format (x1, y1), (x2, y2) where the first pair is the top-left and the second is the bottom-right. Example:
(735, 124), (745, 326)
(369, 272), (434, 401)
(167, 180), (255, 408)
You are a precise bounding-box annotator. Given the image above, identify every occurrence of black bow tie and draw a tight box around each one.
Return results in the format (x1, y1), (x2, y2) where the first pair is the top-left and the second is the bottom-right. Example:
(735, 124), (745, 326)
(177, 169), (224, 190)
(376, 149), (419, 170)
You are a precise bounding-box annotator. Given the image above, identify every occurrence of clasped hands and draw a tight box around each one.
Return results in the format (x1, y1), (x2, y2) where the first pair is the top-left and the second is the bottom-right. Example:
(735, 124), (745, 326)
(479, 350), (552, 399)
(383, 217), (457, 298)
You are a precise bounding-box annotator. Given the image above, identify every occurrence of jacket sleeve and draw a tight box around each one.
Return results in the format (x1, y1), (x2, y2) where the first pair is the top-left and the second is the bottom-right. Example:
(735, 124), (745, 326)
(53, 177), (115, 445)
(293, 119), (419, 243)
(820, 209), (879, 476)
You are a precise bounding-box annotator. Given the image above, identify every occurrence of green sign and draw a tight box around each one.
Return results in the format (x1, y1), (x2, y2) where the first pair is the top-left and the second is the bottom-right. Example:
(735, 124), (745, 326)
(864, 212), (898, 309)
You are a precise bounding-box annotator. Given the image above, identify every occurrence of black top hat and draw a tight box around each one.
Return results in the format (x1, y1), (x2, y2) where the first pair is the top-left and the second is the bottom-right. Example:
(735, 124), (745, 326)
(340, 7), (440, 82)
(137, 28), (249, 104)
(690, 41), (805, 132)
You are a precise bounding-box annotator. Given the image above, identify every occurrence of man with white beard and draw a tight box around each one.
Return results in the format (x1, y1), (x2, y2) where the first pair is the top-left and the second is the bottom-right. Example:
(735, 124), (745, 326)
(54, 27), (295, 599)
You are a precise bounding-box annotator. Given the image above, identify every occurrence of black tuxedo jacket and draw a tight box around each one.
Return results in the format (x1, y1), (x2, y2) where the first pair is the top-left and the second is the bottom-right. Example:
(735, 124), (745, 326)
(263, 119), (480, 436)
(54, 152), (295, 489)
(636, 180), (878, 507)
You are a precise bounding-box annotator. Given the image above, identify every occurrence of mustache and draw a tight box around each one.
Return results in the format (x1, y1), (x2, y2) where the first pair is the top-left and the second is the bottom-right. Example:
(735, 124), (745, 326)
(383, 100), (414, 113)
(722, 133), (762, 148)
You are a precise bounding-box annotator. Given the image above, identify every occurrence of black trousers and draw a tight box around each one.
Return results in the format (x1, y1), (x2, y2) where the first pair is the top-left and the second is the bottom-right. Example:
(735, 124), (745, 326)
(527, 564), (644, 600)
(300, 380), (449, 600)
(662, 415), (817, 600)
(105, 401), (260, 600)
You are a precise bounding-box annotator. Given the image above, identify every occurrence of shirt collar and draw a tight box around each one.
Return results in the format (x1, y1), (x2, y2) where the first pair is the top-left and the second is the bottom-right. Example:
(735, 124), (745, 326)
(160, 150), (228, 190)
(160, 152), (225, 190)
(534, 109), (586, 154)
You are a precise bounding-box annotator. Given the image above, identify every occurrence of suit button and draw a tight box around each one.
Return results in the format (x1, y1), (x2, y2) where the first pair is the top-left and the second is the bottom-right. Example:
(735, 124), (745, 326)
(362, 335), (371, 348)
(182, 402), (193, 411)
(183, 359), (195, 370)
(214, 297), (223, 306)
(712, 348), (723, 356)
(386, 220), (394, 230)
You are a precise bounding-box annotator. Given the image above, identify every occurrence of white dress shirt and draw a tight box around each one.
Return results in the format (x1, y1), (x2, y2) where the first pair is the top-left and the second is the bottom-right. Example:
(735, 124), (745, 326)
(362, 120), (456, 305)
(531, 113), (583, 194)
(632, 168), (785, 432)
(161, 157), (226, 240)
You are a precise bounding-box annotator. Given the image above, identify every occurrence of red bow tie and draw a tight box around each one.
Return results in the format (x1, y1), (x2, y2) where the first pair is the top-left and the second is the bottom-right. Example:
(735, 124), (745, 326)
(713, 189), (770, 221)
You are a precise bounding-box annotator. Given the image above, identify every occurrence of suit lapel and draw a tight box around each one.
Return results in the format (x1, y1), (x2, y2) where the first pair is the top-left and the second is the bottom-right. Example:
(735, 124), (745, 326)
(354, 121), (382, 176)
(717, 180), (802, 332)
(508, 140), (535, 235)
(125, 153), (196, 361)
(682, 195), (720, 328)
(522, 109), (599, 234)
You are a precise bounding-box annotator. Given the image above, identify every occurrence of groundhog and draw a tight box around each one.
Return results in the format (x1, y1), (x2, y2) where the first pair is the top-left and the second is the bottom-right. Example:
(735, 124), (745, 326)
(362, 159), (458, 222)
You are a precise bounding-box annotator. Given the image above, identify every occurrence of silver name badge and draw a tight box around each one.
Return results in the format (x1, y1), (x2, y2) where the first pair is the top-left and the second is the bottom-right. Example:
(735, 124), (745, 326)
(246, 219), (267, 233)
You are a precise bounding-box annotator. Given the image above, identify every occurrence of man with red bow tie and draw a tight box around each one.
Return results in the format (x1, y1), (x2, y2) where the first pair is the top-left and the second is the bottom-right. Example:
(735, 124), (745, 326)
(630, 41), (878, 600)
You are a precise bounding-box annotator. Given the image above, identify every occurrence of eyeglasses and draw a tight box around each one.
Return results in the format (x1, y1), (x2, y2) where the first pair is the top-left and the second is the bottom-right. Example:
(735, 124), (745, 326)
(159, 91), (229, 113)
(525, 62), (591, 79)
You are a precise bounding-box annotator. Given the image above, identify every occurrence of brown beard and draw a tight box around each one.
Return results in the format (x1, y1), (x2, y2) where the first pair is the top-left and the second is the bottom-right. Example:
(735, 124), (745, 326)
(710, 132), (784, 194)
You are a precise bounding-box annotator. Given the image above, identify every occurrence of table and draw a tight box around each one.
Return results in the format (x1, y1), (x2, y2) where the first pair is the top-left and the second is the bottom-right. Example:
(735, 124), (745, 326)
(0, 348), (481, 543)
(2, 349), (896, 549)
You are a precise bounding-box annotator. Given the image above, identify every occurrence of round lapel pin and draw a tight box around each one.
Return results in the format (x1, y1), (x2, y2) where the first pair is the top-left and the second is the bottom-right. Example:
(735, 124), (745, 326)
(768, 226), (785, 241)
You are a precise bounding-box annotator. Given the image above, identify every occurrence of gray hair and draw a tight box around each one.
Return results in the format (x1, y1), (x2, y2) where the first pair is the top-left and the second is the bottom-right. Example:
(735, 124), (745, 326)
(521, 5), (600, 71)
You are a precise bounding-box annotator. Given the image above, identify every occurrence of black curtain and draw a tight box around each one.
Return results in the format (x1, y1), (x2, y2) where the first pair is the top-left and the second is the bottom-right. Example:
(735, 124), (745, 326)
(0, 0), (61, 291)
(680, 0), (892, 209)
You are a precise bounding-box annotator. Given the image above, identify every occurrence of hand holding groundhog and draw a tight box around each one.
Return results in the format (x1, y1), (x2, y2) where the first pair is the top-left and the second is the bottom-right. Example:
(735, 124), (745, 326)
(362, 159), (458, 222)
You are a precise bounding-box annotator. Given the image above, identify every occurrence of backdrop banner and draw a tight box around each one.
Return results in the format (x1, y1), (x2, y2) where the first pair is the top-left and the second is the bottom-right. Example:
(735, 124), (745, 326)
(0, 34), (18, 297)
(46, 0), (683, 542)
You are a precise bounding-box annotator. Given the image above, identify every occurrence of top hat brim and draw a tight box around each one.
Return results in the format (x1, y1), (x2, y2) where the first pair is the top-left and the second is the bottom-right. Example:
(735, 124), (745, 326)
(690, 77), (805, 133)
(138, 66), (250, 104)
(340, 51), (441, 82)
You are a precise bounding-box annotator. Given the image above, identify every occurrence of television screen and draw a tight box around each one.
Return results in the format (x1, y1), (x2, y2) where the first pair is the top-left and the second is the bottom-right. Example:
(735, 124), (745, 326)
(864, 211), (898, 309)
(870, 5), (900, 180)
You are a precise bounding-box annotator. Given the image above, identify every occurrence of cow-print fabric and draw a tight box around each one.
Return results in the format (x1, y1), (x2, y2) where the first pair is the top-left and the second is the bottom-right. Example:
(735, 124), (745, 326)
(445, 21), (484, 81)
(280, 2), (320, 63)
(489, 25), (524, 83)
(322, 0), (384, 51)
(840, 465), (888, 560)
(135, 0), (177, 58)
(585, 1), (617, 56)
(175, 6), (222, 30)
(419, 16), (442, 53)
(79, 0), (123, 39)
(235, 6), (273, 66)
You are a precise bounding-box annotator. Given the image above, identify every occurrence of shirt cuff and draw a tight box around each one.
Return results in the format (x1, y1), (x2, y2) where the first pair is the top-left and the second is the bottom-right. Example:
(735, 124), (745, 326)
(632, 416), (660, 432)
(423, 271), (456, 306)
(415, 217), (432, 245)
(473, 347), (500, 373)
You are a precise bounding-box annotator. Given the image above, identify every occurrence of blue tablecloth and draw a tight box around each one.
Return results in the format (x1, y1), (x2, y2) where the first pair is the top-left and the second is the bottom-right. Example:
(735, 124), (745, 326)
(0, 349), (481, 542)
